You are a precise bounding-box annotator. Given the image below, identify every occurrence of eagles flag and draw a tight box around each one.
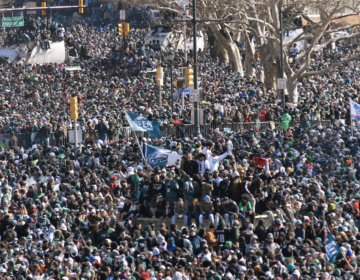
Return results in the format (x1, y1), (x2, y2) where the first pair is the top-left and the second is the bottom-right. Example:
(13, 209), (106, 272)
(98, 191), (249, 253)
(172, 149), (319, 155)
(350, 100), (360, 120)
(126, 112), (162, 138)
(325, 232), (342, 263)
(145, 144), (171, 167)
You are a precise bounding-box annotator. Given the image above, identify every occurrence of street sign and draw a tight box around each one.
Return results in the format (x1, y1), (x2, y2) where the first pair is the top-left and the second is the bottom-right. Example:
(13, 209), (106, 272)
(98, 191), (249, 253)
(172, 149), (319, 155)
(277, 78), (287, 90)
(25, 2), (37, 14)
(2, 17), (24, 27)
(189, 89), (200, 102)
(119, 10), (125, 20)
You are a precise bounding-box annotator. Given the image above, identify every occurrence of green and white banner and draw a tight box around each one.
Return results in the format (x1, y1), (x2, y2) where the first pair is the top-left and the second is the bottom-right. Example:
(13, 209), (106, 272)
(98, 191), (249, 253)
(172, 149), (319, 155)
(2, 17), (24, 27)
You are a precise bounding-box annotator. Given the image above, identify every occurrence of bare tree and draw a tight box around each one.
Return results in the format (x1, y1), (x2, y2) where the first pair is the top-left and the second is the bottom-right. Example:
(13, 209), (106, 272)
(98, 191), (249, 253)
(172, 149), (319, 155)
(127, 0), (244, 75)
(119, 0), (360, 102)
(235, 0), (360, 102)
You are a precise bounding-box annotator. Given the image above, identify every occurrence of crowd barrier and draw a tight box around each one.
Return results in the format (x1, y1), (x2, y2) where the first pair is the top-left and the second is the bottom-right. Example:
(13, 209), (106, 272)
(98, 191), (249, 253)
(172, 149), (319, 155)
(0, 120), (333, 149)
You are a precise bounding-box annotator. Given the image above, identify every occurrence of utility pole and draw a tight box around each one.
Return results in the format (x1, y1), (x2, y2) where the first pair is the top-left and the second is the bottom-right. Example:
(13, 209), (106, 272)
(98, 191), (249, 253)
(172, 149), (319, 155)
(70, 97), (79, 148)
(279, 7), (285, 110)
(192, 0), (200, 136)
(170, 60), (173, 112)
(183, 7), (187, 63)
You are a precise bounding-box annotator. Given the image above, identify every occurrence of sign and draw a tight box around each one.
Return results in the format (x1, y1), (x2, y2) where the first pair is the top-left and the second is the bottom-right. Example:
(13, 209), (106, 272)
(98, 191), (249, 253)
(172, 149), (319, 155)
(350, 100), (360, 120)
(189, 89), (200, 102)
(2, 17), (24, 27)
(119, 10), (125, 20)
(277, 78), (287, 90)
(325, 233), (341, 263)
(26, 2), (37, 14)
(68, 129), (83, 145)
(168, 153), (182, 166)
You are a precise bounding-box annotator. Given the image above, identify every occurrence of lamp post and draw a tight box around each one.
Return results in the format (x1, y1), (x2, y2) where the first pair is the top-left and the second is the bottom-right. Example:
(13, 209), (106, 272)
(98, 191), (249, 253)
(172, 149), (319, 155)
(192, 0), (200, 136)
(167, 50), (175, 113)
(279, 7), (285, 109)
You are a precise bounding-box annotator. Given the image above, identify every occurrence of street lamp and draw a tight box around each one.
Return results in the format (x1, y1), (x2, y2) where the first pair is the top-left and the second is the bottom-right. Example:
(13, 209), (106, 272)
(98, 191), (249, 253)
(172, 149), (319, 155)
(167, 50), (175, 113)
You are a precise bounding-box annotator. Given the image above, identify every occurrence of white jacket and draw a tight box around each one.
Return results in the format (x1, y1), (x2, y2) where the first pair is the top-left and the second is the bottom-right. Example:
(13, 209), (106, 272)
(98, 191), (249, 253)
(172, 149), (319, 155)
(207, 152), (228, 171)
(202, 147), (228, 171)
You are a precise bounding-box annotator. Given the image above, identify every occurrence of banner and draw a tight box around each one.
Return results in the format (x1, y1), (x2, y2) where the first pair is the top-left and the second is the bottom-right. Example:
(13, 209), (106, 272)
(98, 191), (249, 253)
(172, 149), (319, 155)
(325, 232), (341, 263)
(167, 153), (182, 166)
(350, 100), (360, 120)
(2, 17), (24, 27)
(145, 144), (171, 167)
(126, 112), (161, 138)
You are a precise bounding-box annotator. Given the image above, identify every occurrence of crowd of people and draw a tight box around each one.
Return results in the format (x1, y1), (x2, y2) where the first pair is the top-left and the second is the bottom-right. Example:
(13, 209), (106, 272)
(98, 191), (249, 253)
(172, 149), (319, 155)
(1, 2), (360, 280)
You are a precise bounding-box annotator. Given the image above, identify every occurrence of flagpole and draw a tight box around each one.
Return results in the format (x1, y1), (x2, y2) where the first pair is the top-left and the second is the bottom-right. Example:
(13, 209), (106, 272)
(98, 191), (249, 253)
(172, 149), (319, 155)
(341, 251), (355, 273)
(132, 129), (147, 166)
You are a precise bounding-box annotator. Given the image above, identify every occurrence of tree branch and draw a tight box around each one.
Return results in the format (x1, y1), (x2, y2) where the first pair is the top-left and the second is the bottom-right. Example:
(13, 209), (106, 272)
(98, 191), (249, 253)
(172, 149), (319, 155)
(297, 32), (360, 60)
(300, 53), (360, 78)
(324, 23), (360, 35)
(238, 10), (276, 33)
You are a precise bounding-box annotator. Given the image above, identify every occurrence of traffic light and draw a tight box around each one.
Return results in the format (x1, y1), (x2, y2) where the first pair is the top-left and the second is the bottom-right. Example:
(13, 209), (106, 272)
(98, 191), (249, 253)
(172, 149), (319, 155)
(124, 23), (130, 37)
(70, 97), (78, 120)
(117, 23), (123, 37)
(175, 80), (184, 88)
(78, 0), (84, 14)
(156, 67), (163, 87)
(185, 68), (194, 87)
(41, 1), (47, 16)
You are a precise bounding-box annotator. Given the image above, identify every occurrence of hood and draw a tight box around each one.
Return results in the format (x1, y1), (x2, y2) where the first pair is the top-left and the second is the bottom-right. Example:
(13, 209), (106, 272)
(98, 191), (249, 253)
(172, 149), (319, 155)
(250, 235), (258, 243)
(48, 225), (55, 233)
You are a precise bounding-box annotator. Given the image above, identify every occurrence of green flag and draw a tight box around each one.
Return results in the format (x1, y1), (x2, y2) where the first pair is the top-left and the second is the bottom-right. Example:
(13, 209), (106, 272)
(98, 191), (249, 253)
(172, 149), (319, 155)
(279, 113), (292, 130)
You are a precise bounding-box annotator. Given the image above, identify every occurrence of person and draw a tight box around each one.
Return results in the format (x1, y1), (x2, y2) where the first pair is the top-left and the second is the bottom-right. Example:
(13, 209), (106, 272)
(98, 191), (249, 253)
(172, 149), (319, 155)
(290, 43), (299, 64)
(150, 194), (165, 218)
(96, 118), (108, 141)
(180, 152), (198, 177)
(205, 223), (218, 248)
(214, 218), (229, 245)
(196, 153), (210, 175)
(41, 31), (51, 49)
(8, 131), (18, 150)
(199, 195), (215, 228)
(165, 173), (179, 203)
(1, 13), (360, 280)
(57, 24), (65, 41)
(238, 196), (254, 223)
(252, 52), (261, 71)
(54, 124), (65, 147)
(39, 123), (51, 146)
(263, 233), (280, 256)
(222, 197), (240, 227)
(171, 198), (188, 227)
(182, 173), (194, 205)
(204, 149), (228, 172)
(187, 198), (200, 227)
